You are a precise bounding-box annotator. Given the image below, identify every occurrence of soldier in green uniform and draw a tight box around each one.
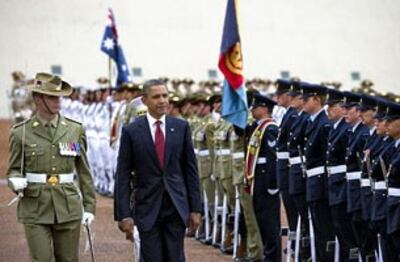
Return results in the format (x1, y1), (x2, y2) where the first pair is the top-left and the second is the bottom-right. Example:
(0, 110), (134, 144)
(214, 116), (235, 252)
(229, 121), (264, 261)
(192, 94), (220, 243)
(6, 72), (96, 262)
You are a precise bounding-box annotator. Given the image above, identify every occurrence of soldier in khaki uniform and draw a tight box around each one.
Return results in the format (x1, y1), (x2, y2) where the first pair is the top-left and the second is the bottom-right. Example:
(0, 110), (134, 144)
(229, 122), (264, 261)
(6, 73), (96, 262)
(193, 94), (220, 243)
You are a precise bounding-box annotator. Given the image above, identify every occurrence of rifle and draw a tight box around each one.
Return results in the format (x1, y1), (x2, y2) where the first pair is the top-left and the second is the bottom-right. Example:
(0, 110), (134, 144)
(297, 145), (316, 262)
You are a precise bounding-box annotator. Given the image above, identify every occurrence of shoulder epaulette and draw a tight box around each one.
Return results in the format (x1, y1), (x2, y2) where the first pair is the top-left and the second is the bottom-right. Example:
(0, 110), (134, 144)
(64, 117), (83, 125)
(12, 119), (31, 129)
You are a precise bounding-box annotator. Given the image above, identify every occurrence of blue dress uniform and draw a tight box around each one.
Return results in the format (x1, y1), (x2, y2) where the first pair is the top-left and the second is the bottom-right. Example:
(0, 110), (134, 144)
(245, 93), (281, 262)
(370, 130), (394, 261)
(325, 89), (357, 260)
(287, 82), (310, 258)
(359, 94), (380, 223)
(275, 79), (299, 233)
(385, 102), (400, 258)
(302, 84), (335, 261)
(342, 92), (370, 256)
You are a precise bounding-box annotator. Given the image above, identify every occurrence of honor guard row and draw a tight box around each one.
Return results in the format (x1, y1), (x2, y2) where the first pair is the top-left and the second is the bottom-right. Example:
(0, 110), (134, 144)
(186, 79), (400, 262)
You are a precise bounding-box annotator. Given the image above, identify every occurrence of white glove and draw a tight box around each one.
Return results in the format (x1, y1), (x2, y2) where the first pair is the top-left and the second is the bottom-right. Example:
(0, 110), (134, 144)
(267, 189), (279, 195)
(82, 212), (95, 225)
(8, 177), (28, 191)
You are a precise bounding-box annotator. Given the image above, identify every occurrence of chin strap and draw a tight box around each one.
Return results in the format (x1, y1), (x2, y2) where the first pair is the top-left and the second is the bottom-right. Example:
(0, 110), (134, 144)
(40, 96), (57, 115)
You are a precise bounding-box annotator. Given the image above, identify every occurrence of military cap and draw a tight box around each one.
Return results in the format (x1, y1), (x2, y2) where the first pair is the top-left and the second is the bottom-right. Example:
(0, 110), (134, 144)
(301, 83), (327, 99)
(251, 93), (277, 111)
(192, 92), (208, 104)
(342, 91), (361, 108)
(208, 93), (222, 105)
(182, 78), (194, 84)
(384, 101), (400, 121)
(26, 72), (72, 97)
(275, 79), (291, 95)
(287, 81), (302, 96)
(120, 82), (141, 91)
(374, 97), (389, 120)
(359, 94), (378, 112)
(326, 88), (345, 105)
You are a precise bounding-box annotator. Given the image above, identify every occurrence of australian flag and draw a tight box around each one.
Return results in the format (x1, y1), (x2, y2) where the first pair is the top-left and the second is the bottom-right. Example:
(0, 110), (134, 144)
(218, 0), (248, 129)
(100, 9), (132, 87)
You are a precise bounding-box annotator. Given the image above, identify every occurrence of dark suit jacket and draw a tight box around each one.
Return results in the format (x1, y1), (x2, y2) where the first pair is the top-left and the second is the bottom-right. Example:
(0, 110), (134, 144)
(115, 115), (201, 232)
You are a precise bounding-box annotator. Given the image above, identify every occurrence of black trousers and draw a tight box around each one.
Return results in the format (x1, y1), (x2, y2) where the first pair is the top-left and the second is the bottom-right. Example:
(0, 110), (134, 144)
(139, 192), (186, 262)
(253, 176), (281, 262)
(309, 199), (335, 261)
(330, 202), (357, 261)
(281, 189), (299, 232)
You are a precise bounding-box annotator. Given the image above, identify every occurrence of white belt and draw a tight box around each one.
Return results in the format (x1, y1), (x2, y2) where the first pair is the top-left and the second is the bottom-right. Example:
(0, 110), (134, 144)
(26, 173), (75, 184)
(289, 156), (302, 165)
(257, 157), (267, 164)
(327, 165), (347, 175)
(306, 166), (325, 177)
(194, 149), (199, 155)
(233, 152), (245, 159)
(216, 149), (231, 156)
(388, 188), (400, 197)
(277, 152), (289, 160)
(374, 181), (387, 190)
(198, 150), (209, 157)
(360, 179), (371, 187)
(346, 171), (361, 180)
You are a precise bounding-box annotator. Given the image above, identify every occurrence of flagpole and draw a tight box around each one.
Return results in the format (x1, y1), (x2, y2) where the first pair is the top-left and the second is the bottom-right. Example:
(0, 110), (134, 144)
(108, 57), (112, 95)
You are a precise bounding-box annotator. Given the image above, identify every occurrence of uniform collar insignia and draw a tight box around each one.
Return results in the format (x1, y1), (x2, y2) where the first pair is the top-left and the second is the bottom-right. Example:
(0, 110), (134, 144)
(61, 121), (67, 126)
(32, 121), (40, 127)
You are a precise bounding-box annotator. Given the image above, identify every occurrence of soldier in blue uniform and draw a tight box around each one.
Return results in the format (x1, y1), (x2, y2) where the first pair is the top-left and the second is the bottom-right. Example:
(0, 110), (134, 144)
(358, 94), (382, 258)
(369, 98), (396, 261)
(342, 91), (370, 258)
(243, 93), (281, 262)
(275, 79), (299, 247)
(302, 84), (335, 261)
(385, 102), (400, 259)
(287, 81), (310, 259)
(325, 88), (357, 260)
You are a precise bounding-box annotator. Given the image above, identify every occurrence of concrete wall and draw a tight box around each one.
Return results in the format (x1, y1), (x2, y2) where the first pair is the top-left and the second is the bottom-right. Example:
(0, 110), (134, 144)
(1, 0), (399, 118)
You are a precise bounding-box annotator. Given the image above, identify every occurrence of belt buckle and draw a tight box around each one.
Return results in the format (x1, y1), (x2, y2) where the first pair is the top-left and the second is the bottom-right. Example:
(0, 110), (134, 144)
(47, 174), (59, 186)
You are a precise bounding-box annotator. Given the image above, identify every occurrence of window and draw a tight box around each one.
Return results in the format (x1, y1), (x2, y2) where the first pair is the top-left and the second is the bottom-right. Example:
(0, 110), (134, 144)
(51, 65), (62, 75)
(280, 71), (290, 79)
(132, 67), (142, 77)
(208, 69), (218, 79)
(351, 72), (361, 81)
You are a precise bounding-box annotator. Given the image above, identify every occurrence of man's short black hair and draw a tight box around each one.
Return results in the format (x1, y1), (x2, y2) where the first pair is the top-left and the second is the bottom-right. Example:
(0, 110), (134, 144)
(142, 79), (167, 96)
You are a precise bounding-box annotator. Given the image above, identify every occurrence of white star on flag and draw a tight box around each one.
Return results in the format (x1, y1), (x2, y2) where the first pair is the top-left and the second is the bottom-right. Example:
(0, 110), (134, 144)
(103, 38), (114, 50)
(127, 75), (132, 81)
(121, 64), (127, 71)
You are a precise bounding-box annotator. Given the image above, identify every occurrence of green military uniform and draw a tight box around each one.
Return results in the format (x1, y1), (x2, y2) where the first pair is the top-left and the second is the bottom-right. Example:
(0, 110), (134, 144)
(7, 73), (96, 262)
(215, 119), (235, 210)
(193, 115), (215, 229)
(229, 125), (263, 260)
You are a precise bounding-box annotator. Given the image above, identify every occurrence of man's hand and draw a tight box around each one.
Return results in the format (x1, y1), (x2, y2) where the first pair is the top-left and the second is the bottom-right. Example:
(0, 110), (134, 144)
(118, 217), (134, 242)
(8, 177), (27, 191)
(188, 212), (201, 232)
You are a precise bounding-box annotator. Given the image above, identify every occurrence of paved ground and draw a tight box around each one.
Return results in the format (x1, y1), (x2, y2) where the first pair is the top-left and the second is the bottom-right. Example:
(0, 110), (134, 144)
(0, 119), (288, 261)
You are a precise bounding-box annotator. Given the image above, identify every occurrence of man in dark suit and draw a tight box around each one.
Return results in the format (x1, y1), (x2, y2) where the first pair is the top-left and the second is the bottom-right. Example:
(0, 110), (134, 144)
(115, 79), (202, 262)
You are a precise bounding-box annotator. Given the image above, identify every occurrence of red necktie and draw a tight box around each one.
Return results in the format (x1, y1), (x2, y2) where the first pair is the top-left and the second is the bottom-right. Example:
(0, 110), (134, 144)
(155, 120), (165, 169)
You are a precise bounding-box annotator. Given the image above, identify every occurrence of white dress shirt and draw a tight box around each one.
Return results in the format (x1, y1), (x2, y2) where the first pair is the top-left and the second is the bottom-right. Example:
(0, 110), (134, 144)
(146, 112), (166, 143)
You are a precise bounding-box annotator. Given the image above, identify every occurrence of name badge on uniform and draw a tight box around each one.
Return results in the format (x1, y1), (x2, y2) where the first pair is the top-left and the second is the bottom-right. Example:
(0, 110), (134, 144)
(59, 142), (81, 156)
